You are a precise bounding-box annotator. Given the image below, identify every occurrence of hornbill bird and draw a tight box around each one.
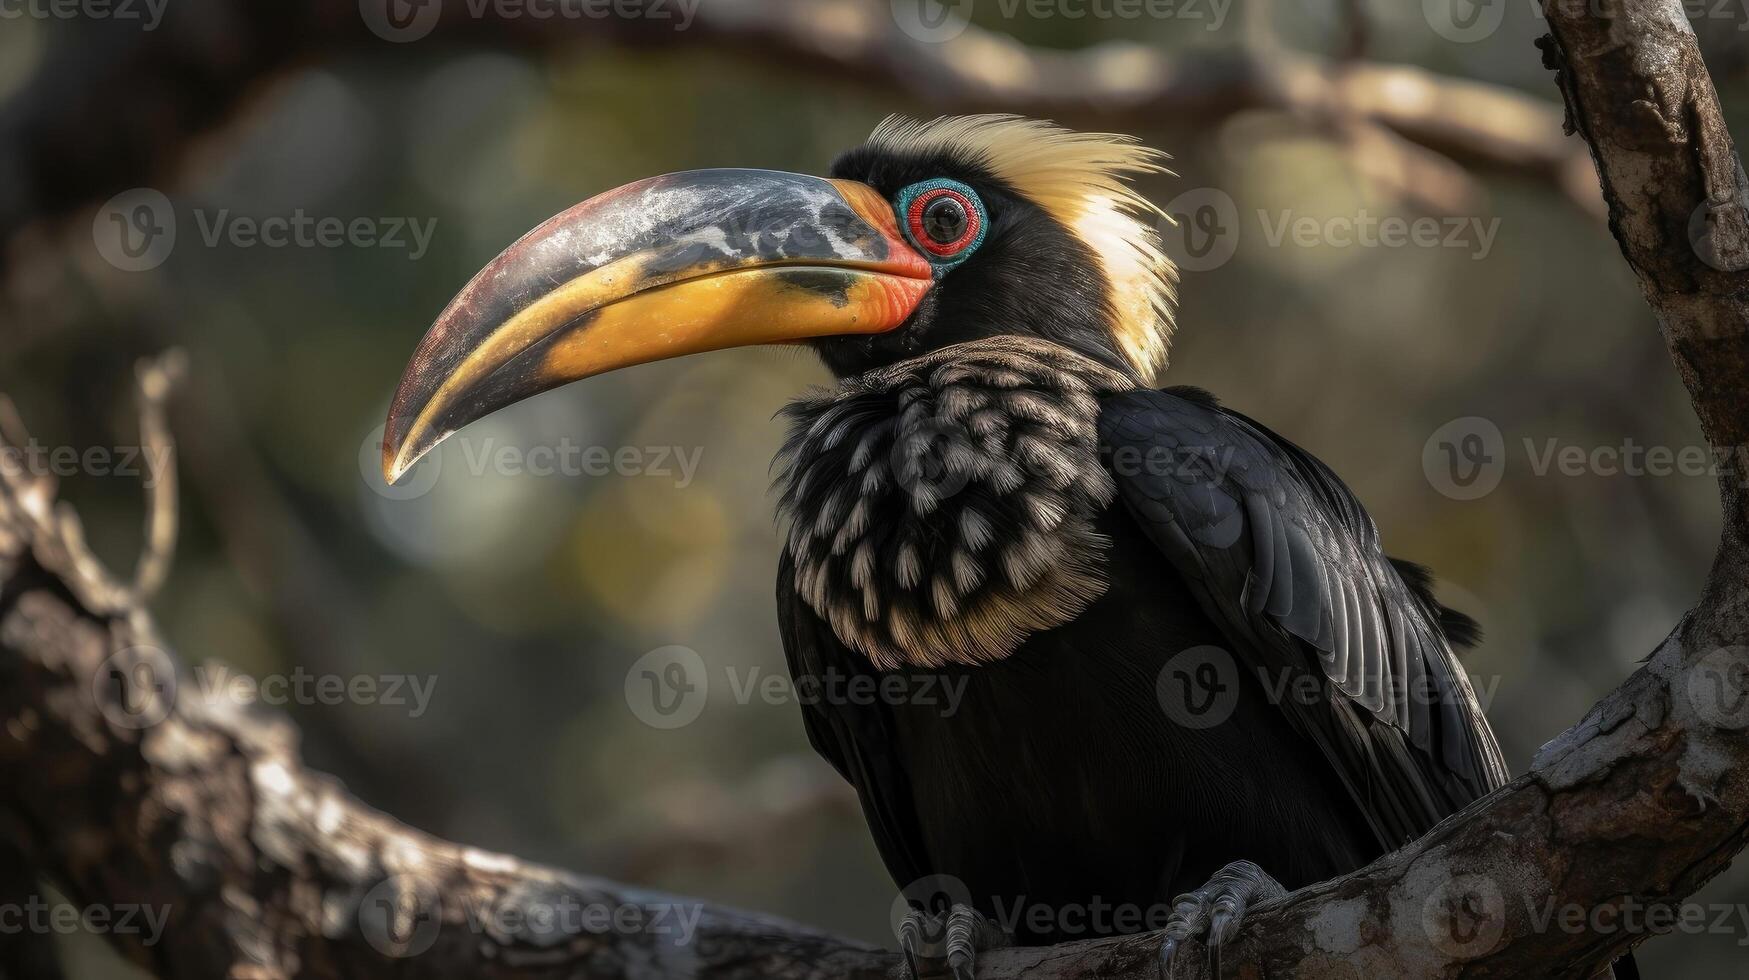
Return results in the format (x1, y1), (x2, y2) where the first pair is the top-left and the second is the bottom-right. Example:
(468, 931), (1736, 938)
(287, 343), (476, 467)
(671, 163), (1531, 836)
(382, 116), (1622, 977)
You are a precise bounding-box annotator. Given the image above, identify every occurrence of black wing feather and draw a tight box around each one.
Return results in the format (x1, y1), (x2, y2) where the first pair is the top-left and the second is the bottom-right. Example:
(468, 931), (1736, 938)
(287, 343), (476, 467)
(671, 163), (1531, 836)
(1100, 387), (1508, 848)
(777, 548), (930, 888)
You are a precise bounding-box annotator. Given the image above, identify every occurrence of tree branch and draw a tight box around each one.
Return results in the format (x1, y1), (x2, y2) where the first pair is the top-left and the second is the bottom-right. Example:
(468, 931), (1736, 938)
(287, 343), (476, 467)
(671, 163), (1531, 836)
(0, 388), (899, 978)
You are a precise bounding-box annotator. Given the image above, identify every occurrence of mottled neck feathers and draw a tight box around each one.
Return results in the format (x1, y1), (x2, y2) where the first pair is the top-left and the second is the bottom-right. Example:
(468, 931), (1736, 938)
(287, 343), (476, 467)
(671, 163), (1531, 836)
(775, 337), (1132, 669)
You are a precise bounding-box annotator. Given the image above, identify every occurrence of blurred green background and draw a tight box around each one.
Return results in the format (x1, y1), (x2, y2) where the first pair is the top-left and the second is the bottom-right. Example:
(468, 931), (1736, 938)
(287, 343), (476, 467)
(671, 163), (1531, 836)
(0, 0), (1740, 975)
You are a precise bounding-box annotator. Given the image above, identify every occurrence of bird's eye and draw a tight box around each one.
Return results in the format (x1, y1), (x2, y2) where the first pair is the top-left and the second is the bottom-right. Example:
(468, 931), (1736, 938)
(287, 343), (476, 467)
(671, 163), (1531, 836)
(920, 194), (968, 245)
(896, 179), (986, 266)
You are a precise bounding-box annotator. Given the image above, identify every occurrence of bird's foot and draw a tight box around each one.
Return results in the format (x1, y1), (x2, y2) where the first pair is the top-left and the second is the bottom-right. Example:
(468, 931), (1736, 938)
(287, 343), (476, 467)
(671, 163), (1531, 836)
(898, 904), (1010, 980)
(1156, 860), (1285, 980)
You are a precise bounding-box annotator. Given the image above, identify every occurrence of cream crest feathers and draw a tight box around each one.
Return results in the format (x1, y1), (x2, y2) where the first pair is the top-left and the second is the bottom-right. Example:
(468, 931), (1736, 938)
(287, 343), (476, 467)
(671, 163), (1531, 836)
(864, 113), (1178, 379)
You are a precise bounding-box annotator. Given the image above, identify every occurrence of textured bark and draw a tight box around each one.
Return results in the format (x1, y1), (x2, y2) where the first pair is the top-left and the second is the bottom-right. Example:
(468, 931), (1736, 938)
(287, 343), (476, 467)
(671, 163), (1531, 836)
(2, 0), (1748, 977)
(0, 478), (898, 979)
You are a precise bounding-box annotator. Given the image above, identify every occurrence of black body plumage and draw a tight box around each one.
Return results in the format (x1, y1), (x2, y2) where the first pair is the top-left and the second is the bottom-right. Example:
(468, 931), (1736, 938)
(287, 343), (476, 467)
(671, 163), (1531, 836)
(776, 336), (1508, 942)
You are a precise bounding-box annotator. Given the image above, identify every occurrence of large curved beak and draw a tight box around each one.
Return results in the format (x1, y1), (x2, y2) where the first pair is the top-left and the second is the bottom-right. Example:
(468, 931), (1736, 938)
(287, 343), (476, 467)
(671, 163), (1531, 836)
(381, 169), (933, 484)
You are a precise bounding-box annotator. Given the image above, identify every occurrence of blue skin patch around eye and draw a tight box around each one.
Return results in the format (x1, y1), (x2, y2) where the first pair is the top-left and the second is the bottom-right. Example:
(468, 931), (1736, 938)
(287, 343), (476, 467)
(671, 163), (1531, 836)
(894, 178), (988, 273)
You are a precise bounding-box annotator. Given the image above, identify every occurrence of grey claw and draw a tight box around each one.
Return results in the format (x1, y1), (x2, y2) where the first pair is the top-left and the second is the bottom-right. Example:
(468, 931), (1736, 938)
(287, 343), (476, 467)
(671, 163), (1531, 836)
(898, 910), (926, 980)
(944, 903), (998, 980)
(1156, 936), (1179, 979)
(1208, 917), (1230, 978)
(897, 902), (1006, 979)
(1158, 860), (1284, 980)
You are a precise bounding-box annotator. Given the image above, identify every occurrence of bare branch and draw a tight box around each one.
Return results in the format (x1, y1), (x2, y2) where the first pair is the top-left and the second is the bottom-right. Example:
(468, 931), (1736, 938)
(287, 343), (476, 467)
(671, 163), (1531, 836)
(129, 348), (184, 601)
(0, 393), (900, 980)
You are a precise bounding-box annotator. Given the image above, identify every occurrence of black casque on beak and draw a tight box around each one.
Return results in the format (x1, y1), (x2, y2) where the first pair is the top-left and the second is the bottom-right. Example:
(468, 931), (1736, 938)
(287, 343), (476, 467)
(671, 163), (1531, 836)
(382, 169), (934, 483)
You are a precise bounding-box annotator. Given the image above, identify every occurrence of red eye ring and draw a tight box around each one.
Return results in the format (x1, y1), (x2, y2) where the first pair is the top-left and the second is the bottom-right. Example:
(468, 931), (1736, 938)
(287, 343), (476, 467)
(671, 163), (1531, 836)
(906, 187), (981, 257)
